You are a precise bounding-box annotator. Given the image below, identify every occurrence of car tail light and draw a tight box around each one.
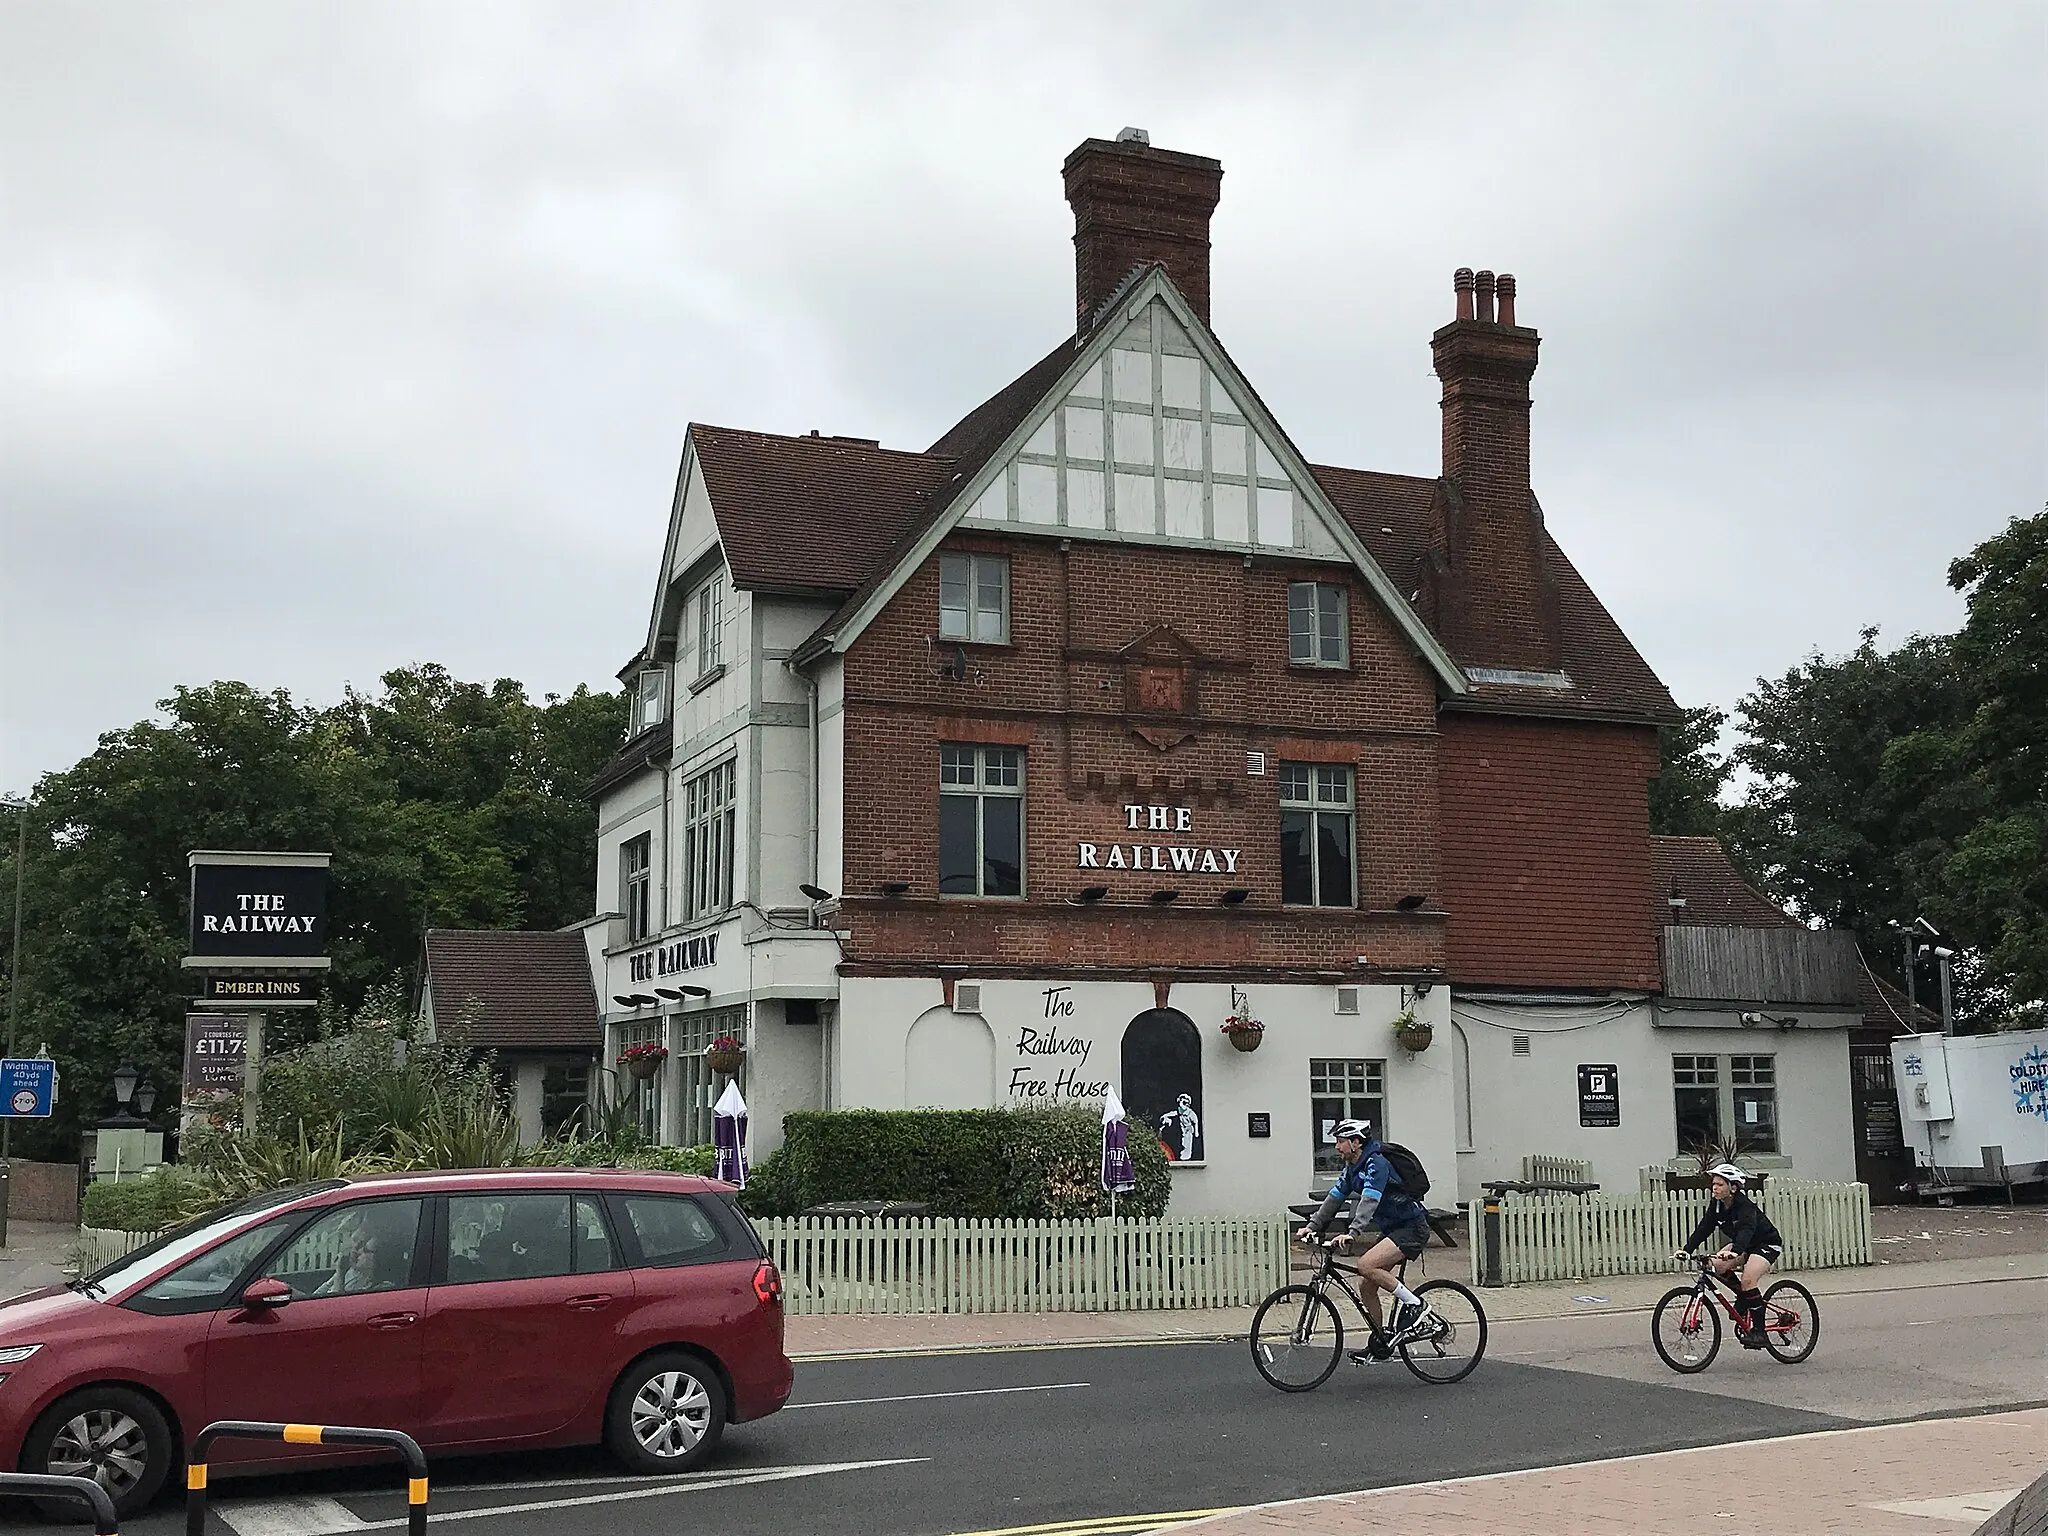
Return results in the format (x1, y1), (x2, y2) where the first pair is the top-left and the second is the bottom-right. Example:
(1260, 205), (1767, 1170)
(752, 1261), (783, 1305)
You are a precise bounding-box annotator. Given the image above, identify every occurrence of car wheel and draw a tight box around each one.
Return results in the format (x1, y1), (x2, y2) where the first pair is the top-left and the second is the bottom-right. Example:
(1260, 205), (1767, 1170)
(21, 1384), (174, 1520)
(606, 1353), (726, 1475)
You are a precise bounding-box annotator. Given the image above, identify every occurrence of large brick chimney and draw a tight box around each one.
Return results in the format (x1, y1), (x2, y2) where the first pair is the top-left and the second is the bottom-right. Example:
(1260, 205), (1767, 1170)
(1063, 130), (1223, 328)
(1427, 268), (1563, 673)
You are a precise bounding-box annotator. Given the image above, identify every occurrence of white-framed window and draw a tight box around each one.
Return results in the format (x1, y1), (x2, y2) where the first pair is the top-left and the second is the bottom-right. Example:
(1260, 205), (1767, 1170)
(694, 573), (726, 678)
(939, 553), (1009, 643)
(1310, 1058), (1385, 1179)
(671, 1005), (746, 1148)
(1280, 764), (1355, 907)
(682, 761), (736, 921)
(1288, 582), (1349, 666)
(939, 745), (1025, 897)
(1674, 1054), (1780, 1155)
(631, 669), (666, 736)
(622, 833), (653, 942)
(619, 1020), (663, 1142)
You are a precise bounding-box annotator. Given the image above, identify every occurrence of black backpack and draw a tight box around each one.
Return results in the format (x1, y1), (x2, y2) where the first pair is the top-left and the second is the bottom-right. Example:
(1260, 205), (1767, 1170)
(1380, 1141), (1431, 1199)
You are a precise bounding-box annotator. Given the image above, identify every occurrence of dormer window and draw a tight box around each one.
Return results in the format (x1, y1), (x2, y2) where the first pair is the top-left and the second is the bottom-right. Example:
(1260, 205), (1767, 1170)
(631, 669), (666, 736)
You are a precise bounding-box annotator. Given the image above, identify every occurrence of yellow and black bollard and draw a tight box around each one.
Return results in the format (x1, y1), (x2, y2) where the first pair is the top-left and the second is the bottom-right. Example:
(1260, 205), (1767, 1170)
(187, 1420), (427, 1535)
(0, 1472), (120, 1533)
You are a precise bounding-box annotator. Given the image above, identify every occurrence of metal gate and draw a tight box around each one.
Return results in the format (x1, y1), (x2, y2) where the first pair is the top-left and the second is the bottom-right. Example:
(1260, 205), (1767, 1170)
(1851, 1044), (1912, 1202)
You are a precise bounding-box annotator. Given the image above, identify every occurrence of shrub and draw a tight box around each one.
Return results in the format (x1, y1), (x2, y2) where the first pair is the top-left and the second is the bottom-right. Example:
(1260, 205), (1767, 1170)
(763, 1107), (1172, 1220)
(80, 1167), (217, 1233)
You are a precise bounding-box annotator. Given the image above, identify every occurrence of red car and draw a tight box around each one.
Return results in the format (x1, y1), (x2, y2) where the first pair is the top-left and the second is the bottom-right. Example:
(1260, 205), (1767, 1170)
(1, 1169), (791, 1517)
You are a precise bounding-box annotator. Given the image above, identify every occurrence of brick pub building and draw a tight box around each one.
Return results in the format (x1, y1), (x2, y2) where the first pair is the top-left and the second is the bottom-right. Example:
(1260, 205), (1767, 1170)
(426, 132), (1886, 1212)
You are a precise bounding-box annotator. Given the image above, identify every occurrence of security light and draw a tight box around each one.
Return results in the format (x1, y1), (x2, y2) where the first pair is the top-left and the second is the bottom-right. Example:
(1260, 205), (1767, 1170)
(1148, 889), (1180, 905)
(1219, 888), (1251, 905)
(799, 884), (835, 902)
(1396, 893), (1428, 912)
(879, 881), (911, 897)
(1070, 886), (1109, 904)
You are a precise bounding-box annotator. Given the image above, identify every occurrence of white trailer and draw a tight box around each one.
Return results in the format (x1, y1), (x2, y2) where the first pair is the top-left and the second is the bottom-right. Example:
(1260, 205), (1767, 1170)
(1891, 1029), (2048, 1196)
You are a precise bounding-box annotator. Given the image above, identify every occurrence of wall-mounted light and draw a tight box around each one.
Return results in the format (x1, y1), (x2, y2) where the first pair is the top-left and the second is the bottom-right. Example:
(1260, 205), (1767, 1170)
(1396, 893), (1427, 912)
(1148, 889), (1180, 905)
(879, 880), (911, 897)
(1667, 888), (1688, 913)
(1219, 888), (1250, 906)
(800, 884), (834, 902)
(653, 987), (685, 1001)
(677, 985), (711, 1000)
(1413, 980), (1434, 997)
(1070, 885), (1109, 904)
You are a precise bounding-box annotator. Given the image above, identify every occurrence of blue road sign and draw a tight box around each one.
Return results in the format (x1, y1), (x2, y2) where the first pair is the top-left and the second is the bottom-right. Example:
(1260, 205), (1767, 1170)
(0, 1059), (56, 1118)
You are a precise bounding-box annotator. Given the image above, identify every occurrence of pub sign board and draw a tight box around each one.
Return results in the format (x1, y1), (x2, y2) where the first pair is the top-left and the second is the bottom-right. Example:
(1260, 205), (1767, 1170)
(1578, 1063), (1621, 1128)
(198, 974), (322, 1008)
(184, 1013), (247, 1099)
(187, 851), (331, 966)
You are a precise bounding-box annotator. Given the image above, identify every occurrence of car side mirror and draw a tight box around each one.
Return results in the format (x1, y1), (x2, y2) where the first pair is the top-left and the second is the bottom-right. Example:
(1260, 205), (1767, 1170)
(239, 1277), (293, 1310)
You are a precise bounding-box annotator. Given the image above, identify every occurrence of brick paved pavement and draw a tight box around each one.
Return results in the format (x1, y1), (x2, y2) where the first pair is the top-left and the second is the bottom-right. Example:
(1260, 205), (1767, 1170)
(1173, 1409), (2047, 1536)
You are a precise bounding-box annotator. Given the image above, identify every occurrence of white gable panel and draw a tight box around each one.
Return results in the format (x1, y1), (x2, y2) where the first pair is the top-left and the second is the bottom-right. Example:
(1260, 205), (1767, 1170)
(1214, 481), (1249, 543)
(1111, 349), (1150, 403)
(967, 479), (1007, 523)
(1024, 418), (1055, 455)
(1115, 472), (1157, 534)
(1164, 478), (1203, 538)
(1067, 465), (1106, 528)
(1064, 403), (1104, 461)
(1162, 353), (1202, 409)
(1018, 462), (1058, 523)
(1213, 421), (1246, 476)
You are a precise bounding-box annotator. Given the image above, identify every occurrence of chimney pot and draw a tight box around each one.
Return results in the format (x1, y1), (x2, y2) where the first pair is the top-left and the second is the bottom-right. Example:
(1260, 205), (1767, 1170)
(1454, 267), (1475, 321)
(1474, 270), (1496, 325)
(1115, 126), (1151, 145)
(1497, 273), (1517, 327)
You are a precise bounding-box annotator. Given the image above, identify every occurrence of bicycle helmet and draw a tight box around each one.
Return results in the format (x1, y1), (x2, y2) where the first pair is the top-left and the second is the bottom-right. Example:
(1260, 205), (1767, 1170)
(1706, 1162), (1747, 1186)
(1331, 1118), (1372, 1143)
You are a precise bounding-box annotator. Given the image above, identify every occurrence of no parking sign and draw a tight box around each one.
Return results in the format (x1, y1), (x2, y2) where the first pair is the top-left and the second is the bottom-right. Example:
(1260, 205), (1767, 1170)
(0, 1059), (56, 1118)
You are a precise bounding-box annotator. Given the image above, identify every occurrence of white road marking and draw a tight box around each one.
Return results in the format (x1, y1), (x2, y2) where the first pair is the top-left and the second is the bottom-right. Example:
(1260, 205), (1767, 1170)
(219, 1496), (369, 1536)
(344, 1458), (928, 1530)
(789, 1381), (1090, 1410)
(1870, 1489), (2019, 1519)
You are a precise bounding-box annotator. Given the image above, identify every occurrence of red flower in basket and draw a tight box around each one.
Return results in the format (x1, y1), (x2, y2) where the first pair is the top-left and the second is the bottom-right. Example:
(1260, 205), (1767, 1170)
(618, 1042), (671, 1067)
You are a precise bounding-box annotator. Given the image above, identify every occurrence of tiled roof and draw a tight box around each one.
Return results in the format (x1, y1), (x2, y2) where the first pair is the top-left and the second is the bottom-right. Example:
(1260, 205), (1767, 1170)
(1649, 836), (1801, 929)
(1312, 466), (1678, 722)
(423, 929), (600, 1053)
(588, 719), (670, 799)
(686, 314), (1675, 722)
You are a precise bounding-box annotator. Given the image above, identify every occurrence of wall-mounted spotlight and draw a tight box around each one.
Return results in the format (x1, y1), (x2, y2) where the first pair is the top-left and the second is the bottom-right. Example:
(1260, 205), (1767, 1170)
(1219, 888), (1251, 906)
(677, 984), (711, 1000)
(1395, 893), (1427, 912)
(799, 884), (835, 902)
(653, 987), (685, 1001)
(879, 880), (911, 897)
(612, 994), (645, 1009)
(1070, 885), (1110, 904)
(1413, 980), (1434, 997)
(1148, 889), (1180, 905)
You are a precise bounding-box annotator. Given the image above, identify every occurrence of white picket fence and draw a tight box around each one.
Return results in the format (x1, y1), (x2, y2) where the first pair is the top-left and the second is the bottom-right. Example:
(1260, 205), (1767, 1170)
(1521, 1153), (1592, 1184)
(755, 1215), (1292, 1316)
(1476, 1181), (1873, 1285)
(76, 1225), (161, 1275)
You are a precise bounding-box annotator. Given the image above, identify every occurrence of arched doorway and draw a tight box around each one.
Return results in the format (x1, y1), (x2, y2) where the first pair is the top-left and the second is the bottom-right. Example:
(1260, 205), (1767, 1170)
(1121, 1008), (1204, 1162)
(905, 1006), (996, 1108)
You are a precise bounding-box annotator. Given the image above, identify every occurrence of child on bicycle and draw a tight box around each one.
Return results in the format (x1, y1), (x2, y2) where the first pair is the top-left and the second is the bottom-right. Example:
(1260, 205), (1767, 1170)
(1296, 1118), (1433, 1363)
(1675, 1162), (1783, 1347)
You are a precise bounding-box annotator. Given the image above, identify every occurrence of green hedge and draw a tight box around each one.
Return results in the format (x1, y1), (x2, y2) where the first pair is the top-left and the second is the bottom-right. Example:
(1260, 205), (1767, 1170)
(741, 1107), (1170, 1220)
(80, 1167), (218, 1233)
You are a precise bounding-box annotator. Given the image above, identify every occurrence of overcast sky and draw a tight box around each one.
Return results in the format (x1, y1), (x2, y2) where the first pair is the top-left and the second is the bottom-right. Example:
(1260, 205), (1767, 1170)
(3, 2), (2042, 793)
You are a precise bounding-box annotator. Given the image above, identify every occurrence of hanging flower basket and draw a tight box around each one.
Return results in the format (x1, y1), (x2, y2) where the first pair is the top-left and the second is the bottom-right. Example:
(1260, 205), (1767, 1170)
(706, 1034), (746, 1077)
(620, 1042), (669, 1081)
(1392, 1010), (1433, 1054)
(1221, 987), (1264, 1053)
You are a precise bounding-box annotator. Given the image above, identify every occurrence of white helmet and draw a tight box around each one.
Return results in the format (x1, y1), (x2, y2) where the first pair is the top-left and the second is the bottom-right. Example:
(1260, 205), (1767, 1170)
(1332, 1118), (1372, 1142)
(1707, 1162), (1747, 1186)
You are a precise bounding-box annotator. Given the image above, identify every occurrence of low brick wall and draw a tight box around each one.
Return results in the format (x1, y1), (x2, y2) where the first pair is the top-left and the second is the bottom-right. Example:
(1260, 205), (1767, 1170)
(6, 1160), (79, 1223)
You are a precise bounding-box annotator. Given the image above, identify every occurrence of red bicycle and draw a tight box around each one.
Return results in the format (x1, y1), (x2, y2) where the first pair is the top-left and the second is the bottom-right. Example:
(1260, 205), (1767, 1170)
(1652, 1255), (1819, 1372)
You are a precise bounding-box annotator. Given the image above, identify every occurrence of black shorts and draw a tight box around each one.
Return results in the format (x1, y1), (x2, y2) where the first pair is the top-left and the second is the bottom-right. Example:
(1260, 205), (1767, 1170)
(1749, 1243), (1782, 1264)
(1378, 1218), (1432, 1260)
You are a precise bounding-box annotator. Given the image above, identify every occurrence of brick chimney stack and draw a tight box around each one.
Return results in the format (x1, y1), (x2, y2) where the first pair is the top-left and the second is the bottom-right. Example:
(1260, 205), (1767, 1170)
(1428, 267), (1562, 673)
(1063, 130), (1224, 328)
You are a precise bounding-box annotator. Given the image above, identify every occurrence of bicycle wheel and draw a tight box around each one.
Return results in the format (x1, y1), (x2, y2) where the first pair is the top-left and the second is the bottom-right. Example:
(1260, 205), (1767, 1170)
(1651, 1286), (1720, 1372)
(1399, 1279), (1488, 1385)
(1760, 1280), (1819, 1364)
(1250, 1285), (1343, 1392)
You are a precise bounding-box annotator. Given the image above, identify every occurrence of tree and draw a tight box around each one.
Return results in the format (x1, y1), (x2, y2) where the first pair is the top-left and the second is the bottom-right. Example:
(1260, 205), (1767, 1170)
(1650, 705), (1740, 842)
(0, 670), (626, 1157)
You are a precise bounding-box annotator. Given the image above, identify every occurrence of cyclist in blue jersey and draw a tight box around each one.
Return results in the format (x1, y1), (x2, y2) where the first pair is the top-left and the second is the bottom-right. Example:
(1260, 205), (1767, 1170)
(1296, 1119), (1434, 1362)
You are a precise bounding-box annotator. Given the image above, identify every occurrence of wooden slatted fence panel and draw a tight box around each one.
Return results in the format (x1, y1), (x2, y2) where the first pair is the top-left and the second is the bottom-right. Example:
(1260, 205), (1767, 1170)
(1491, 1183), (1872, 1283)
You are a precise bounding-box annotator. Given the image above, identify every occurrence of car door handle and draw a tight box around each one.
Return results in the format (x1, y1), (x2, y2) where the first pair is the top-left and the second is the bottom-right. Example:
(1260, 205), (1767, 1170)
(367, 1311), (418, 1330)
(565, 1294), (613, 1312)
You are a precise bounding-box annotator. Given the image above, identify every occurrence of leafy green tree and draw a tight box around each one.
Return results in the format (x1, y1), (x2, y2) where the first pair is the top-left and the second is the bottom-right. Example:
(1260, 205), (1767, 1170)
(0, 670), (626, 1157)
(1650, 705), (1741, 842)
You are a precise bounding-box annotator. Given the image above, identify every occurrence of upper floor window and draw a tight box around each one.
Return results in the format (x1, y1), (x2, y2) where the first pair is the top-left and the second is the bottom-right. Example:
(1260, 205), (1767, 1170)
(939, 745), (1024, 897)
(1280, 763), (1355, 907)
(694, 573), (726, 677)
(631, 669), (666, 736)
(683, 760), (737, 921)
(1288, 582), (1349, 666)
(939, 553), (1009, 643)
(622, 833), (653, 941)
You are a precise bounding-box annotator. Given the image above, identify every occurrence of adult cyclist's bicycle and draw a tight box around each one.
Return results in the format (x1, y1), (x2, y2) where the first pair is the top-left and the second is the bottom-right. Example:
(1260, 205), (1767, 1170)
(1651, 1255), (1819, 1372)
(1250, 1238), (1487, 1391)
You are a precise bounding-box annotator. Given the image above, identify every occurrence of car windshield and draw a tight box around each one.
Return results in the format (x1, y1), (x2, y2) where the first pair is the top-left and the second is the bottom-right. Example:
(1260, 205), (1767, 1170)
(81, 1181), (343, 1297)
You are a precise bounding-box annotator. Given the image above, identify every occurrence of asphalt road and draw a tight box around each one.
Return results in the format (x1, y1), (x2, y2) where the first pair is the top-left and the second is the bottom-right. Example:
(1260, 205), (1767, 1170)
(6, 1275), (2040, 1536)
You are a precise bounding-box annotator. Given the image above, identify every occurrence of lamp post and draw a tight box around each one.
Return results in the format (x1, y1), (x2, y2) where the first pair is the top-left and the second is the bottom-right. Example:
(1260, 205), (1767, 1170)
(0, 796), (24, 1250)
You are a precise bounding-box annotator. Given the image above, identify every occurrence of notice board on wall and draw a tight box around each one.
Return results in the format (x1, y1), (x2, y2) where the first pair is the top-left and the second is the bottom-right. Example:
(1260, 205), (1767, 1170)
(1578, 1063), (1620, 1128)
